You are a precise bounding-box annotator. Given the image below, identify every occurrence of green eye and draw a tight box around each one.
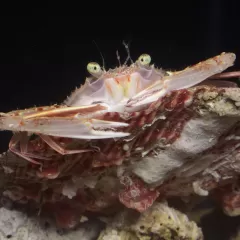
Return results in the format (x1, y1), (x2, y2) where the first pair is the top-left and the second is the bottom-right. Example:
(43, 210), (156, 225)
(87, 62), (102, 76)
(138, 54), (151, 66)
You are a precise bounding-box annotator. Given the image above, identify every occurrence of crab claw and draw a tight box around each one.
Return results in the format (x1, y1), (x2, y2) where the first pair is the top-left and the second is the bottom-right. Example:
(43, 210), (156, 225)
(0, 105), (130, 139)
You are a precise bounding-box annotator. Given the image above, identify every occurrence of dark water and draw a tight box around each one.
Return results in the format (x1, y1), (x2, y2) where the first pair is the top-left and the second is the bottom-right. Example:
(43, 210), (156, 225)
(201, 208), (240, 240)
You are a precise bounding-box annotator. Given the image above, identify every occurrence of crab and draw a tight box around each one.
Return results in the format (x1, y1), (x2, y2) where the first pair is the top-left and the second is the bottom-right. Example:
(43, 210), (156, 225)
(0, 51), (240, 239)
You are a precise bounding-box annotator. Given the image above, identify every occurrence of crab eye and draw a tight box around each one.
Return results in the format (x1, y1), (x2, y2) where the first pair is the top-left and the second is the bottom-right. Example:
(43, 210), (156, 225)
(138, 54), (151, 66)
(87, 62), (102, 77)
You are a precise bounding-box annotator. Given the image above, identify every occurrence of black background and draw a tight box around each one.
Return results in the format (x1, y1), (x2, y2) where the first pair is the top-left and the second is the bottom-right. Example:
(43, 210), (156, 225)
(0, 2), (240, 239)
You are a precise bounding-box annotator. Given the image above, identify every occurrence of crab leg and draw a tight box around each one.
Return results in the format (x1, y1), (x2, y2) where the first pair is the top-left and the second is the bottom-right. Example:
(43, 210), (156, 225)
(18, 133), (52, 160)
(198, 70), (240, 87)
(126, 52), (236, 111)
(209, 71), (240, 79)
(38, 134), (92, 155)
(9, 133), (42, 165)
(198, 80), (238, 88)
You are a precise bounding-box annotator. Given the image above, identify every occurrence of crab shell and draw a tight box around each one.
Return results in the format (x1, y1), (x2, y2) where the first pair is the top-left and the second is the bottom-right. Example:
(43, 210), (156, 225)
(0, 52), (239, 230)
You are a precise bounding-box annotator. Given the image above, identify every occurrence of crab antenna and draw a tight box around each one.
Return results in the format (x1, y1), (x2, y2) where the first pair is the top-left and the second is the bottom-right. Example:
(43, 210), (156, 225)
(92, 40), (106, 72)
(123, 40), (134, 65)
(116, 50), (121, 67)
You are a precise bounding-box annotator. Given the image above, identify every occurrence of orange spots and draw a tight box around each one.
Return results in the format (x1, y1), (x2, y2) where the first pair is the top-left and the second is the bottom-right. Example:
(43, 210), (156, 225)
(105, 82), (113, 96)
(115, 77), (120, 84)
(19, 120), (24, 126)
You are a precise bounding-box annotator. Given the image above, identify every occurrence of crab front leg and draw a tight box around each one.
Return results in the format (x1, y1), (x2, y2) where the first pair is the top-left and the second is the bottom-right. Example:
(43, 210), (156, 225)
(0, 104), (130, 139)
(126, 52), (236, 111)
